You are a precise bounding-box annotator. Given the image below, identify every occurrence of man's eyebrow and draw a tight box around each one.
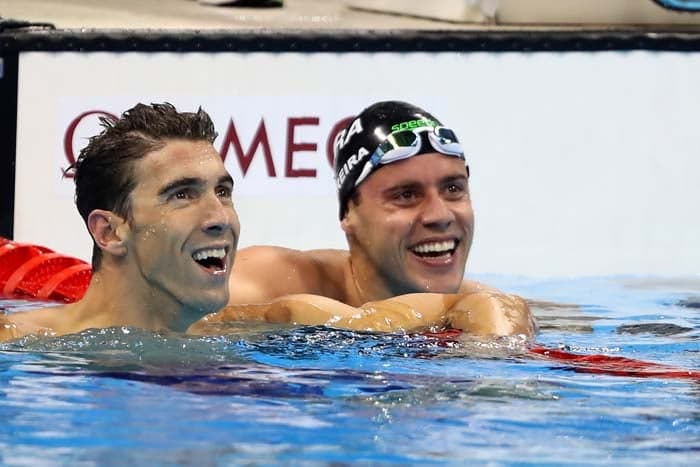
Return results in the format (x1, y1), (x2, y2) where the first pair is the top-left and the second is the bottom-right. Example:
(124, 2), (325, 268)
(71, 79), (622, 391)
(218, 174), (234, 187)
(382, 181), (422, 195)
(158, 177), (204, 197)
(158, 174), (234, 197)
(381, 174), (469, 195)
(440, 174), (469, 184)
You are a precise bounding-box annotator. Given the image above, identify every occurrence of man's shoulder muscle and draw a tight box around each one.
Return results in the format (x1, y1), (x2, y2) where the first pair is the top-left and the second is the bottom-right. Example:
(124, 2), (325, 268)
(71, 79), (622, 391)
(228, 246), (348, 304)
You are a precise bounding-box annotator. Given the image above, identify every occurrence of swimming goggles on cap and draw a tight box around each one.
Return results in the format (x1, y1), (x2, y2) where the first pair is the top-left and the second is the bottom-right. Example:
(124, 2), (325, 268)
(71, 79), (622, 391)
(354, 126), (465, 187)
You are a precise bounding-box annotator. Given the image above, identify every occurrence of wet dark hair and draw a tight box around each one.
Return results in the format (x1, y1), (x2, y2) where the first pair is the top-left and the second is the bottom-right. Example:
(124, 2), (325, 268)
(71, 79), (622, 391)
(333, 100), (444, 219)
(67, 102), (218, 270)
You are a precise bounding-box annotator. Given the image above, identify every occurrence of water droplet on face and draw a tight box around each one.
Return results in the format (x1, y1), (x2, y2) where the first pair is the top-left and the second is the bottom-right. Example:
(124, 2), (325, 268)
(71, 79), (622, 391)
(142, 227), (158, 240)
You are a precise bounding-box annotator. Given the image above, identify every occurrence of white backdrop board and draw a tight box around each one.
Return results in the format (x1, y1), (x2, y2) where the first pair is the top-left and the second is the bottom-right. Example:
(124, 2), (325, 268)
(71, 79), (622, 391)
(13, 51), (700, 277)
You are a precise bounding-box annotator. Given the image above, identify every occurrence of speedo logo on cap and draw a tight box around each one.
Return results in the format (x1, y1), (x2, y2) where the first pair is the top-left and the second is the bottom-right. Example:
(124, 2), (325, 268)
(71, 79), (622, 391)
(390, 118), (438, 132)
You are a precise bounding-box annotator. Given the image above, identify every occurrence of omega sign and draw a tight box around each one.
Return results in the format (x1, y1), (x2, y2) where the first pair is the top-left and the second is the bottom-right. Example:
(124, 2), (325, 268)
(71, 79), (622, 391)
(63, 110), (354, 179)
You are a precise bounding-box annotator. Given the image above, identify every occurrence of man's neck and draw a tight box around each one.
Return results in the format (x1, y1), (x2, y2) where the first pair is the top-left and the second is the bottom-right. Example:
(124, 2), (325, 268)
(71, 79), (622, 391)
(345, 253), (396, 306)
(68, 264), (184, 333)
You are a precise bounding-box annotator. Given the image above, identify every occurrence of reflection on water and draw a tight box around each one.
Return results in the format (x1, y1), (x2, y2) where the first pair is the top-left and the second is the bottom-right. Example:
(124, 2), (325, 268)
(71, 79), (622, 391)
(616, 322), (694, 336)
(678, 297), (700, 309)
(1, 276), (699, 465)
(527, 299), (599, 333)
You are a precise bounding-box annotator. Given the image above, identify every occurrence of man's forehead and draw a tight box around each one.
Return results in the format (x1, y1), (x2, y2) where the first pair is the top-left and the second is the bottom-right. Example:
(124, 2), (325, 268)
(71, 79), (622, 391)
(145, 139), (218, 164)
(368, 153), (468, 184)
(133, 140), (226, 186)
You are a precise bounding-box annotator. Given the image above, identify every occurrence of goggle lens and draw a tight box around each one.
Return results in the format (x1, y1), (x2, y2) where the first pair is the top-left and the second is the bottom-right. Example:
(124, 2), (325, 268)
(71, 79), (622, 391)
(387, 130), (421, 148)
(434, 127), (459, 144)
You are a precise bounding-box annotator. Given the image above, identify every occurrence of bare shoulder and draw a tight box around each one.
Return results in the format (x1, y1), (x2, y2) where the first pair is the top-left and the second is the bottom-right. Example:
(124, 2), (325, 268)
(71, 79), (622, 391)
(0, 312), (20, 341)
(233, 245), (345, 277)
(234, 245), (337, 265)
(305, 248), (350, 273)
(0, 305), (66, 342)
(229, 246), (349, 304)
(233, 245), (298, 266)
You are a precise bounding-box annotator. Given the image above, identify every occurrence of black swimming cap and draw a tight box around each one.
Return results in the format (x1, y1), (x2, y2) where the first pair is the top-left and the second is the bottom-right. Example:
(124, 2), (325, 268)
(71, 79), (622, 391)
(333, 100), (455, 219)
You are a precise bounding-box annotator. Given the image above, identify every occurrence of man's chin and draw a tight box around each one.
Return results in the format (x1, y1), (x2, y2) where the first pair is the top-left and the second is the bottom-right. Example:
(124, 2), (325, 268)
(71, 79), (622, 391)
(405, 258), (466, 291)
(186, 293), (229, 316)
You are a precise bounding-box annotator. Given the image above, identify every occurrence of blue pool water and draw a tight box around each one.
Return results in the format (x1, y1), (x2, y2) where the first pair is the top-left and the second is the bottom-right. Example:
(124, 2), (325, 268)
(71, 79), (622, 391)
(1, 276), (698, 466)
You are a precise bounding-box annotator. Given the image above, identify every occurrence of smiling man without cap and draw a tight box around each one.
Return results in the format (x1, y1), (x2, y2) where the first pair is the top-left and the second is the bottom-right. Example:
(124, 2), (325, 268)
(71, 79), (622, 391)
(201, 100), (536, 338)
(0, 103), (240, 340)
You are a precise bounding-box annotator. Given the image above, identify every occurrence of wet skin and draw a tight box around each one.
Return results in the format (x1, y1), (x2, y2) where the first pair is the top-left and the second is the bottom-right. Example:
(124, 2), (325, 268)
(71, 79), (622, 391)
(195, 150), (534, 338)
(0, 139), (242, 341)
(342, 152), (473, 299)
(124, 139), (240, 319)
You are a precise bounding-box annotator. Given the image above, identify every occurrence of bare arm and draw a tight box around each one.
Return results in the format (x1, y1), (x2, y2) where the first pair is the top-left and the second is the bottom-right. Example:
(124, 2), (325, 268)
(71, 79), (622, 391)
(446, 292), (537, 338)
(191, 293), (450, 334)
(195, 289), (536, 338)
(344, 292), (536, 338)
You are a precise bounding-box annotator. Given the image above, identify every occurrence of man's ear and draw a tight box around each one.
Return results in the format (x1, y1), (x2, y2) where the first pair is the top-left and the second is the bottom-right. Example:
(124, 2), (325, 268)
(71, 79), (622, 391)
(340, 208), (355, 236)
(87, 209), (128, 258)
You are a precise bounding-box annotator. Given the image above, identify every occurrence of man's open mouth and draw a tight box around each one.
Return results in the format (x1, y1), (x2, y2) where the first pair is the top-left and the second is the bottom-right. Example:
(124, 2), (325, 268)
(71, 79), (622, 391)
(192, 247), (228, 272)
(410, 240), (458, 258)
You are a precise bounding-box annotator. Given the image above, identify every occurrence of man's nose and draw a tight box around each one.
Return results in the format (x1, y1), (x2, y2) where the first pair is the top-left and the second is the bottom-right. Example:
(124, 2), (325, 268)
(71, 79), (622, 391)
(201, 192), (232, 235)
(420, 191), (455, 230)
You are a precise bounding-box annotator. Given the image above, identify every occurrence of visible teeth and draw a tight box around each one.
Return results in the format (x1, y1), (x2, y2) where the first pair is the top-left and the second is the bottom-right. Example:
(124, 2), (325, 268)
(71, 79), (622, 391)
(192, 248), (226, 261)
(412, 240), (456, 254)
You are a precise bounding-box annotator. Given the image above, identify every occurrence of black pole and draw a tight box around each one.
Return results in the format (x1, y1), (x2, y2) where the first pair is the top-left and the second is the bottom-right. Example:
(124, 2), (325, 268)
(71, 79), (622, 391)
(0, 52), (18, 240)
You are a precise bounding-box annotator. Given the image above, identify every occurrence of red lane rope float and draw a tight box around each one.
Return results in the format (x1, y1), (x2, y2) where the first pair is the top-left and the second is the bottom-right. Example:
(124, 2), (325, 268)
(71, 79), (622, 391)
(0, 237), (90, 302)
(37, 263), (92, 302)
(3, 253), (85, 298)
(0, 243), (47, 290)
(528, 346), (700, 380)
(423, 329), (700, 381)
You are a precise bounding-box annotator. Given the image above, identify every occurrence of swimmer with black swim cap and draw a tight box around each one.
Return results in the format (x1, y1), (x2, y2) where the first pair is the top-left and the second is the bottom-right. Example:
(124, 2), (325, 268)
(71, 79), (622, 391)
(334, 100), (468, 219)
(334, 100), (474, 298)
(210, 100), (536, 338)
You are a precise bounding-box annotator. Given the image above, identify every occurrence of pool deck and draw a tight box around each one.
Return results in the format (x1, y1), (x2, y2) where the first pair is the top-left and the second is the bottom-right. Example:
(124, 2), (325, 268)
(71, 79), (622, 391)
(1, 0), (699, 33)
